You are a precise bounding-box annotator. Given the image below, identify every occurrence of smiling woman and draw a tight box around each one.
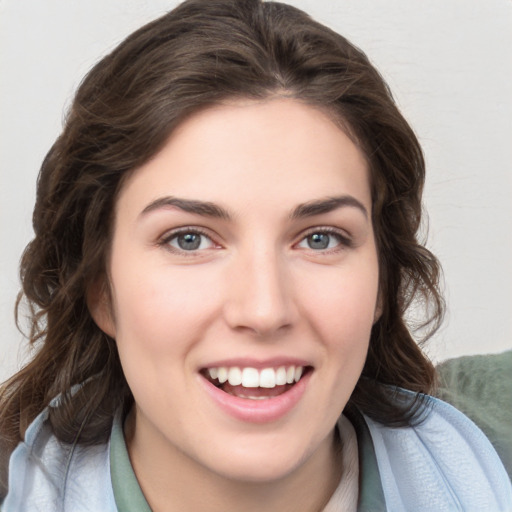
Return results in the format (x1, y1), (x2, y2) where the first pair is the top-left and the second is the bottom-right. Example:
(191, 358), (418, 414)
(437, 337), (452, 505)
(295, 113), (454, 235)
(0, 0), (510, 511)
(87, 100), (379, 497)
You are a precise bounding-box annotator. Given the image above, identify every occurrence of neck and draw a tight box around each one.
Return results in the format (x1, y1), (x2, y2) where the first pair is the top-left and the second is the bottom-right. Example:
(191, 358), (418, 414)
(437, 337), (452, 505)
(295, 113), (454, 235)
(124, 409), (344, 512)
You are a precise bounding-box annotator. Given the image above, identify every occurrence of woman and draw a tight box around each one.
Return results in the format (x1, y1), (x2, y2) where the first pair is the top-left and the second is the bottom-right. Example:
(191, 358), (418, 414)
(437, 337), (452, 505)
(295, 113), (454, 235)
(1, 0), (510, 510)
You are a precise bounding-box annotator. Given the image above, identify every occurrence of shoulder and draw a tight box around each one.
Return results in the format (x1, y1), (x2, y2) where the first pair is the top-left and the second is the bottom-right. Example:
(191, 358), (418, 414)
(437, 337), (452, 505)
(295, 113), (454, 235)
(364, 392), (512, 512)
(2, 408), (117, 512)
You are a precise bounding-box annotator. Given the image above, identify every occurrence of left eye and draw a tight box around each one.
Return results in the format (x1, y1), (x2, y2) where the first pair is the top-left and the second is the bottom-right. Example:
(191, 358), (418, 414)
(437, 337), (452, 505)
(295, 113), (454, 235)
(167, 231), (215, 251)
(297, 231), (344, 250)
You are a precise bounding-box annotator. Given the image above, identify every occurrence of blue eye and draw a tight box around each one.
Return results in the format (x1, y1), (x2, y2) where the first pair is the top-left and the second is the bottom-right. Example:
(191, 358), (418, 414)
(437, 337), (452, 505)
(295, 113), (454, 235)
(297, 231), (347, 250)
(167, 231), (214, 251)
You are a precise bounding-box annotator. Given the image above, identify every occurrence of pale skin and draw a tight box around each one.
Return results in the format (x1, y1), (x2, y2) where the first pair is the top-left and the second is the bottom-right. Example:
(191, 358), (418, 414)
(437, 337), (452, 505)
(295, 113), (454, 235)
(90, 98), (381, 511)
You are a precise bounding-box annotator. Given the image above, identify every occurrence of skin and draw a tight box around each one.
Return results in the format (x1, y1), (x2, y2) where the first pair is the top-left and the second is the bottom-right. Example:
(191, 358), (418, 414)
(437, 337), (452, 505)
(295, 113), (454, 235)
(91, 98), (381, 511)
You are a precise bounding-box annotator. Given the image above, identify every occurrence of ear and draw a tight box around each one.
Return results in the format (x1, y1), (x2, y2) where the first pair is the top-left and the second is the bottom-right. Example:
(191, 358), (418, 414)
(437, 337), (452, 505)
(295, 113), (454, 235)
(87, 277), (116, 338)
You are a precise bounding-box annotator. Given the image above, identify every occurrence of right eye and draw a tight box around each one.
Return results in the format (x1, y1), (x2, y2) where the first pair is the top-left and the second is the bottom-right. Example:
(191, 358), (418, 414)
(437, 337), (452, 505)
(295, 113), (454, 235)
(164, 230), (216, 252)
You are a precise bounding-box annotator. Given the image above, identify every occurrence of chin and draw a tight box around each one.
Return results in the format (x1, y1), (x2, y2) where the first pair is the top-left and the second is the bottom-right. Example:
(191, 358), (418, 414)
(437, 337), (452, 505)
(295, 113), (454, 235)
(209, 453), (306, 484)
(194, 429), (331, 485)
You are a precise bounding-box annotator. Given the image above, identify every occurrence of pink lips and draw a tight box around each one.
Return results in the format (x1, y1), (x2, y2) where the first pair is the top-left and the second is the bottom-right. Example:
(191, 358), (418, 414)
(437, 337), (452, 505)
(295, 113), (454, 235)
(199, 369), (311, 424)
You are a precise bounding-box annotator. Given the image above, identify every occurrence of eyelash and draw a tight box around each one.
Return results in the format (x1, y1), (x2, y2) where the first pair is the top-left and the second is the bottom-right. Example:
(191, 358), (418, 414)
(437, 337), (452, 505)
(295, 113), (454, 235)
(158, 226), (353, 255)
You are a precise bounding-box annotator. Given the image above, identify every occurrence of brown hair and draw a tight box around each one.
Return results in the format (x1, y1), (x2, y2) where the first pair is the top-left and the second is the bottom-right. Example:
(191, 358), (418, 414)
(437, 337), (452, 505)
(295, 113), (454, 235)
(0, 0), (443, 494)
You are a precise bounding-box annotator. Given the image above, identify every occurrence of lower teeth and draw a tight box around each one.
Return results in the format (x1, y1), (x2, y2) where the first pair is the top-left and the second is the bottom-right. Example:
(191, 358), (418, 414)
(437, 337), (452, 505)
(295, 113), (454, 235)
(235, 394), (271, 400)
(222, 383), (290, 399)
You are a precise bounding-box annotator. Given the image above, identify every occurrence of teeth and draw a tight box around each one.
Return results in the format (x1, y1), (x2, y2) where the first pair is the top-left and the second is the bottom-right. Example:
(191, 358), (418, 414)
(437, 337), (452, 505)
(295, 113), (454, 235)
(259, 368), (276, 388)
(228, 367), (242, 386)
(237, 394), (271, 400)
(241, 368), (259, 388)
(217, 367), (228, 384)
(276, 366), (287, 386)
(206, 365), (305, 389)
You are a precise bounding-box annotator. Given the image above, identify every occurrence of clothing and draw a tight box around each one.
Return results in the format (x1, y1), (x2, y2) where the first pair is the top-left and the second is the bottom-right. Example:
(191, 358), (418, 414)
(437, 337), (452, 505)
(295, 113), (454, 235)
(324, 415), (359, 511)
(2, 393), (511, 511)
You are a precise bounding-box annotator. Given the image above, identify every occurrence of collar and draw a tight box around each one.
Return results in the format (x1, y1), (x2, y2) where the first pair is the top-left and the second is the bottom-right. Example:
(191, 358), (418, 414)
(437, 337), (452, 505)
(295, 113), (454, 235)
(110, 411), (152, 512)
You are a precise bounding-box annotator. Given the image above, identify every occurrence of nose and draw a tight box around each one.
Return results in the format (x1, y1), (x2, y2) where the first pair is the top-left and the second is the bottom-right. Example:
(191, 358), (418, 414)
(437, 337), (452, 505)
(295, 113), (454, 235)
(223, 246), (298, 337)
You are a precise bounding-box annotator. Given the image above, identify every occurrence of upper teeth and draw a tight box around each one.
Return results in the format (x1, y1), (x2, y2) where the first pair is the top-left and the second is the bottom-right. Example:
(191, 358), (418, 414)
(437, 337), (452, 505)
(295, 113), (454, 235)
(207, 366), (304, 389)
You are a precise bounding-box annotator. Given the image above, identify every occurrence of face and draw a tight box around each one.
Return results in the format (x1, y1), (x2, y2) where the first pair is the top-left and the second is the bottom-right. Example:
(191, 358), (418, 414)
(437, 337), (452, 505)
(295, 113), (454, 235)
(93, 98), (380, 485)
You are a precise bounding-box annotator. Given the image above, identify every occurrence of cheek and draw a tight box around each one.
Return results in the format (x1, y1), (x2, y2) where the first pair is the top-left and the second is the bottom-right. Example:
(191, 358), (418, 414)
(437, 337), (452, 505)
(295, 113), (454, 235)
(298, 262), (379, 344)
(298, 265), (378, 425)
(110, 257), (222, 356)
(109, 263), (217, 411)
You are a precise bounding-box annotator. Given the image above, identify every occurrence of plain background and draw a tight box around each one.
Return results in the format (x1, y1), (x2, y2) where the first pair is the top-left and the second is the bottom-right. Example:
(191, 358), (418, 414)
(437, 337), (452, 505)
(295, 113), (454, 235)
(1, 0), (511, 382)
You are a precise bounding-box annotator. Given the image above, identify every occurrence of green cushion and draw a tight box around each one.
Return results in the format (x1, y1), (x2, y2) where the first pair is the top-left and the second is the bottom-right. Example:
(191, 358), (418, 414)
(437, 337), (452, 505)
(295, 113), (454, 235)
(436, 350), (512, 480)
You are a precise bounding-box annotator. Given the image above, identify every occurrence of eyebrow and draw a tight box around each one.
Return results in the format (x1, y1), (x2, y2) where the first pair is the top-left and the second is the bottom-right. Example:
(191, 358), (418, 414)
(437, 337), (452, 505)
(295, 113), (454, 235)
(290, 195), (368, 220)
(140, 194), (368, 221)
(140, 196), (231, 220)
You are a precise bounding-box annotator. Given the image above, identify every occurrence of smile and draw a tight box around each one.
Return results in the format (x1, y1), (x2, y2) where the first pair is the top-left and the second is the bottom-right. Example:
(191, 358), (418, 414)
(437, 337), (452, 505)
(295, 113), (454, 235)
(199, 363), (312, 422)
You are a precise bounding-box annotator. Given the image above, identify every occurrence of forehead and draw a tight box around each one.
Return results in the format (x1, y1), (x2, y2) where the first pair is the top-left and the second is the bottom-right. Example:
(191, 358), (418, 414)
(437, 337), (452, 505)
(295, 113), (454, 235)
(116, 98), (371, 219)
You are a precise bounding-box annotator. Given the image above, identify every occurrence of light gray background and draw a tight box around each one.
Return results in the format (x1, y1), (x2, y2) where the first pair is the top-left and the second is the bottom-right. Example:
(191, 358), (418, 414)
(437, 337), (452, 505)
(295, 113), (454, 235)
(1, 0), (511, 382)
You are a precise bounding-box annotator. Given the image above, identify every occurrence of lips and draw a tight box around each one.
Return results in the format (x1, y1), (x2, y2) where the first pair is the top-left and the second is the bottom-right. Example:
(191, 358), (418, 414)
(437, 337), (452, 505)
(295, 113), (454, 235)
(199, 361), (312, 423)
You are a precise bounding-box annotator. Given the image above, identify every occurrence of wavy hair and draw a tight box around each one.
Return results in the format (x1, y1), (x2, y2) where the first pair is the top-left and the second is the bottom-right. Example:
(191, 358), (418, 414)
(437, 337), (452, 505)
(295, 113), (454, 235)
(0, 0), (443, 494)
